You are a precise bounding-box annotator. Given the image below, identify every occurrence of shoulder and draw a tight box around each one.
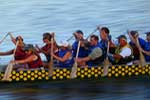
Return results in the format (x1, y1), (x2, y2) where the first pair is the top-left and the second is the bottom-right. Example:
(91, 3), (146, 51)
(92, 47), (102, 55)
(139, 38), (146, 44)
(72, 41), (78, 48)
(122, 47), (131, 51)
(121, 47), (132, 56)
(88, 47), (102, 60)
(42, 44), (50, 50)
(72, 41), (78, 45)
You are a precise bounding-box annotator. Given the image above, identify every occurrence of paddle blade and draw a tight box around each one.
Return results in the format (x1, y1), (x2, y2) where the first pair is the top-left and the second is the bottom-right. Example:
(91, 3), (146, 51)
(102, 58), (110, 77)
(2, 63), (13, 82)
(70, 63), (78, 79)
(139, 52), (146, 66)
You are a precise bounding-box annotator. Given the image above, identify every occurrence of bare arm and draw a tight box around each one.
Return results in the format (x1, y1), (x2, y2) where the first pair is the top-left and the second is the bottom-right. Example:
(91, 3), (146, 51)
(139, 46), (150, 56)
(8, 32), (16, 44)
(13, 55), (38, 64)
(142, 50), (150, 56)
(52, 52), (71, 62)
(128, 31), (138, 46)
(0, 49), (13, 56)
(78, 57), (90, 62)
(113, 54), (122, 60)
(36, 43), (58, 55)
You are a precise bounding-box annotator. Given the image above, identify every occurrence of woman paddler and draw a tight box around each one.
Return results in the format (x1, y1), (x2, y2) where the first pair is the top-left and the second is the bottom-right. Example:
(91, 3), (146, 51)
(0, 35), (28, 70)
(11, 44), (43, 70)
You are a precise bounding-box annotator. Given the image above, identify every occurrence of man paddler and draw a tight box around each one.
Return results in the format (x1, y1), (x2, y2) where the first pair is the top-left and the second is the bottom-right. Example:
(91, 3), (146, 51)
(108, 35), (133, 65)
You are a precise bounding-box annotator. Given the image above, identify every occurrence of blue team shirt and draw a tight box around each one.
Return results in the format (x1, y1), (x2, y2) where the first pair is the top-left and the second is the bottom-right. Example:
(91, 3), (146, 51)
(72, 41), (89, 58)
(139, 38), (150, 62)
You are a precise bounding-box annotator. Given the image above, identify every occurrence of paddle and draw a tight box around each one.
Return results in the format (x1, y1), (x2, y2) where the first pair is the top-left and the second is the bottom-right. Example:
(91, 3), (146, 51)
(70, 41), (81, 79)
(127, 30), (146, 66)
(67, 35), (74, 42)
(2, 41), (19, 81)
(136, 38), (146, 66)
(70, 28), (98, 78)
(86, 28), (98, 40)
(102, 40), (111, 76)
(48, 35), (54, 77)
(0, 33), (9, 45)
(67, 28), (98, 42)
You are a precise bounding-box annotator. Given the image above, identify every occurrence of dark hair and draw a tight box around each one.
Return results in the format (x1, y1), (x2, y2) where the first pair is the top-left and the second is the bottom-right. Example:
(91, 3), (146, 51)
(146, 32), (150, 36)
(23, 44), (35, 52)
(101, 27), (110, 35)
(117, 35), (127, 40)
(90, 35), (99, 41)
(130, 31), (138, 36)
(43, 32), (51, 41)
(16, 36), (23, 41)
(75, 30), (84, 35)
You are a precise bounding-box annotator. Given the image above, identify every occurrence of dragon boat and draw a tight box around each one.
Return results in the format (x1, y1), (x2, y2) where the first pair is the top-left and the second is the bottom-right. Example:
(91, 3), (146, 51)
(0, 64), (150, 83)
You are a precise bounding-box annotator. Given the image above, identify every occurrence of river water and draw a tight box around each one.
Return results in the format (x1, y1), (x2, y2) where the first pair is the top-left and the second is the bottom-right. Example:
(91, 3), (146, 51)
(0, 0), (150, 100)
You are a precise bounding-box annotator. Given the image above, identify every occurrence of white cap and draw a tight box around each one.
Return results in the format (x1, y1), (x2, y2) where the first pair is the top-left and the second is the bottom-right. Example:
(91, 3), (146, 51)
(58, 40), (69, 47)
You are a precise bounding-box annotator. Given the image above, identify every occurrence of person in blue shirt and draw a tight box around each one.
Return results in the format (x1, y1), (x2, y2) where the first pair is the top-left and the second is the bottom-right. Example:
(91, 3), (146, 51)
(128, 31), (145, 64)
(128, 31), (150, 62)
(97, 26), (116, 60)
(51, 41), (73, 68)
(108, 35), (133, 65)
(76, 35), (103, 67)
(137, 32), (150, 62)
(72, 30), (89, 58)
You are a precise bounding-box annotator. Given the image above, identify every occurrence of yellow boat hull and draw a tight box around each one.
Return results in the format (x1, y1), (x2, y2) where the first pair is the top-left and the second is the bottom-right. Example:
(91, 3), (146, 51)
(0, 64), (149, 82)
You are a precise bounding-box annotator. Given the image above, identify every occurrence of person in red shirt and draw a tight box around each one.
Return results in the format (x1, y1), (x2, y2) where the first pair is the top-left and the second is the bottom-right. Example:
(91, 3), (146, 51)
(0, 35), (28, 70)
(11, 44), (43, 69)
(35, 32), (58, 67)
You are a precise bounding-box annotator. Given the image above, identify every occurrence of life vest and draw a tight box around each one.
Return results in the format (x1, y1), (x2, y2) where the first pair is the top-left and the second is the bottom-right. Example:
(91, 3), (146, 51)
(114, 44), (133, 64)
(58, 49), (73, 68)
(27, 54), (43, 69)
(14, 46), (27, 60)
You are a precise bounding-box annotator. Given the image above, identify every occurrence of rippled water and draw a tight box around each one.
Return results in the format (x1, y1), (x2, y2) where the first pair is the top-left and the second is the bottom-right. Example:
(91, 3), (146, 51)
(0, 0), (150, 63)
(0, 78), (150, 100)
(0, 0), (150, 100)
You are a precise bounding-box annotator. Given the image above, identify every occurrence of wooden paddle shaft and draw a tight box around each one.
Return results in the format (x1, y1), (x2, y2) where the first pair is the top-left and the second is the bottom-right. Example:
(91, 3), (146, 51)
(86, 28), (97, 40)
(0, 33), (9, 44)
(75, 41), (81, 60)
(51, 37), (54, 61)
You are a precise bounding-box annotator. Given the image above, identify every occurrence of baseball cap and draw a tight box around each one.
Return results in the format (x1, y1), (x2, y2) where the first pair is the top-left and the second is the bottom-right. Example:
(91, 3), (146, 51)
(57, 41), (69, 47)
(117, 35), (127, 41)
(23, 44), (35, 51)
